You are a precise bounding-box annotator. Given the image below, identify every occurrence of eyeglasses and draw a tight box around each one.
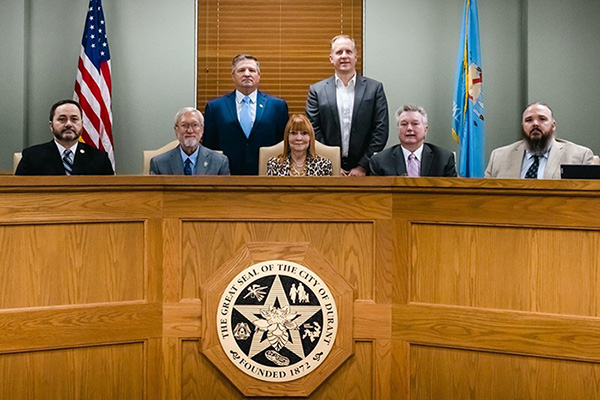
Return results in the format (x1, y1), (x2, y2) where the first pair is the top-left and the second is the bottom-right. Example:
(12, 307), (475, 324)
(178, 123), (202, 131)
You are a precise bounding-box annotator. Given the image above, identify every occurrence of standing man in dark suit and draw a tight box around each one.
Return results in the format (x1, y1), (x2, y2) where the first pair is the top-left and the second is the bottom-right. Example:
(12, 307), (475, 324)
(150, 107), (230, 175)
(306, 35), (389, 176)
(369, 105), (456, 177)
(15, 99), (114, 175)
(203, 54), (289, 175)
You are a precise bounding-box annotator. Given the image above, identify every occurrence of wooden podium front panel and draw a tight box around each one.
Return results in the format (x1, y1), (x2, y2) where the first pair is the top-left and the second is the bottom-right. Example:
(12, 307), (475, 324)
(410, 345), (600, 399)
(412, 223), (600, 315)
(160, 187), (392, 399)
(180, 221), (375, 300)
(392, 183), (600, 399)
(3, 177), (600, 398)
(0, 179), (163, 400)
(0, 343), (145, 399)
(0, 222), (145, 308)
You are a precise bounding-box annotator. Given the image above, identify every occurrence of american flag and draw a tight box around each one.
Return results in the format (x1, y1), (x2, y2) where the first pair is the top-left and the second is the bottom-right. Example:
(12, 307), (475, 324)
(74, 0), (114, 168)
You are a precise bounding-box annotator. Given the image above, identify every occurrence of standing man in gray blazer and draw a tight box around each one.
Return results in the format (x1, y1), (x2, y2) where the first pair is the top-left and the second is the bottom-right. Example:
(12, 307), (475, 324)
(150, 107), (230, 175)
(306, 35), (389, 176)
(485, 102), (593, 179)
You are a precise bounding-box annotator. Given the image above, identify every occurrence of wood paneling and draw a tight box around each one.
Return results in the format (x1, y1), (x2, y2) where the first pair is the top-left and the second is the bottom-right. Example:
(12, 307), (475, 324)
(2, 176), (600, 398)
(181, 340), (374, 399)
(0, 222), (145, 308)
(180, 221), (375, 300)
(411, 223), (600, 316)
(411, 345), (600, 399)
(0, 343), (145, 400)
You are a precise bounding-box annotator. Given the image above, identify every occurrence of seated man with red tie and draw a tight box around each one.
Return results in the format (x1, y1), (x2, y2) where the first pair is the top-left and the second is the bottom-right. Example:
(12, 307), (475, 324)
(15, 99), (114, 175)
(369, 104), (456, 177)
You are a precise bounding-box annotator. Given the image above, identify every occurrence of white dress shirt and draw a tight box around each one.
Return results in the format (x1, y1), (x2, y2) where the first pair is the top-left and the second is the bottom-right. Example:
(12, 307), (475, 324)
(335, 74), (356, 158)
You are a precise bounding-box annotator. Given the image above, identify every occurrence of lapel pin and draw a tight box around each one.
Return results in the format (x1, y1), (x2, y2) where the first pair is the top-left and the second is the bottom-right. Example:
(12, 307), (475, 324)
(259, 104), (264, 108)
(204, 161), (208, 167)
(80, 149), (85, 154)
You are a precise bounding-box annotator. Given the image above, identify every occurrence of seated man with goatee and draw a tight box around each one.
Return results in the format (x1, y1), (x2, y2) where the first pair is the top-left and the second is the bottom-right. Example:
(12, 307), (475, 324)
(485, 102), (593, 179)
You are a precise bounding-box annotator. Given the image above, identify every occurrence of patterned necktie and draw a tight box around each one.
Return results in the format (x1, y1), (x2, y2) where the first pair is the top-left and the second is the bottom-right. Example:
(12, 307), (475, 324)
(184, 158), (192, 175)
(525, 155), (540, 179)
(407, 153), (420, 177)
(240, 96), (252, 138)
(62, 149), (73, 175)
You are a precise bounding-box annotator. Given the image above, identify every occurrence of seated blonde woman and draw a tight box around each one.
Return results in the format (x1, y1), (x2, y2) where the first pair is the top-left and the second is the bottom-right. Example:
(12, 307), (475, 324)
(267, 114), (333, 176)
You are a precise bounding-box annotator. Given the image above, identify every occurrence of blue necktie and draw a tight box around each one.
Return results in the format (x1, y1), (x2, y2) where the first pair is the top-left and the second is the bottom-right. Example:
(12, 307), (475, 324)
(240, 96), (252, 138)
(184, 158), (192, 175)
(62, 149), (73, 175)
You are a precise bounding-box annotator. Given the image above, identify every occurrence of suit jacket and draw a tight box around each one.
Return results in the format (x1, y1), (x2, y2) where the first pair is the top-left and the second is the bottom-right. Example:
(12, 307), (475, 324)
(306, 75), (389, 171)
(369, 143), (457, 177)
(15, 140), (114, 175)
(149, 145), (230, 175)
(266, 154), (333, 176)
(203, 90), (289, 175)
(485, 138), (594, 179)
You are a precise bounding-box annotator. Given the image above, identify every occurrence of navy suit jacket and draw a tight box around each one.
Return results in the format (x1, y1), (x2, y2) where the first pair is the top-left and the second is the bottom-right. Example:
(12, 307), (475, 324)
(15, 140), (114, 175)
(203, 91), (289, 175)
(369, 143), (457, 177)
(306, 75), (389, 171)
(149, 145), (230, 175)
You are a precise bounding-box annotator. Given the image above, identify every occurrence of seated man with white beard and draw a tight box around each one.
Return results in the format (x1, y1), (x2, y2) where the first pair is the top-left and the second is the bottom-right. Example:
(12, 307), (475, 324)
(485, 102), (593, 179)
(150, 107), (230, 175)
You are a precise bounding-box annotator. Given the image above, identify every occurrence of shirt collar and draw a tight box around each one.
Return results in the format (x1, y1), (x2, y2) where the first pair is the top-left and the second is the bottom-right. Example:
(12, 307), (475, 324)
(334, 73), (356, 88)
(180, 145), (200, 166)
(401, 144), (424, 161)
(54, 140), (78, 155)
(236, 89), (258, 104)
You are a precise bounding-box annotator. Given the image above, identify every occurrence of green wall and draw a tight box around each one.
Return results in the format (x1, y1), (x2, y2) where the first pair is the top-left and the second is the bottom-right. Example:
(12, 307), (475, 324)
(1, 0), (599, 174)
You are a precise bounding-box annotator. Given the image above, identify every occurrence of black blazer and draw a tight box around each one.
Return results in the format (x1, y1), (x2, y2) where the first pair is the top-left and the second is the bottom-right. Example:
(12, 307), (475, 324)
(15, 140), (114, 175)
(369, 143), (457, 177)
(306, 74), (389, 171)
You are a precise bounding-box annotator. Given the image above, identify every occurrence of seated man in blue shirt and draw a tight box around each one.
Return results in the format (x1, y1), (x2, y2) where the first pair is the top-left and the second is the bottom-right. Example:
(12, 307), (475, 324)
(150, 107), (230, 175)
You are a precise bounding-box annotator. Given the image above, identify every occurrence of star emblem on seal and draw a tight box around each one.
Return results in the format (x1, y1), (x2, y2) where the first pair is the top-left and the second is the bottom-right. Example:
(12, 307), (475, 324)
(217, 260), (338, 382)
(235, 275), (322, 360)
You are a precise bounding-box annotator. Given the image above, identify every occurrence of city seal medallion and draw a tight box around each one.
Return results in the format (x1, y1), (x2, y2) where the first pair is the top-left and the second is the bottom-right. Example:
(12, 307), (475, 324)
(217, 260), (338, 382)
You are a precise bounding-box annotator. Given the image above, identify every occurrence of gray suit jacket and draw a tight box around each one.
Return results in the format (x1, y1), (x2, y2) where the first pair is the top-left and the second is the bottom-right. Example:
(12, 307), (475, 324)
(369, 143), (457, 177)
(306, 75), (389, 171)
(485, 138), (593, 179)
(149, 145), (230, 175)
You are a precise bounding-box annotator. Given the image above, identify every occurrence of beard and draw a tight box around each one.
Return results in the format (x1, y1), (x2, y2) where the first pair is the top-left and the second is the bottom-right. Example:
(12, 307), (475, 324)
(181, 136), (200, 149)
(524, 130), (551, 154)
(53, 127), (81, 142)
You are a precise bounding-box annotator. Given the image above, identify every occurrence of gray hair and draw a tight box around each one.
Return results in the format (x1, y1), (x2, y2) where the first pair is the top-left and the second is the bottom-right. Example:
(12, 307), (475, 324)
(395, 104), (428, 125)
(174, 107), (203, 127)
(231, 54), (261, 74)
